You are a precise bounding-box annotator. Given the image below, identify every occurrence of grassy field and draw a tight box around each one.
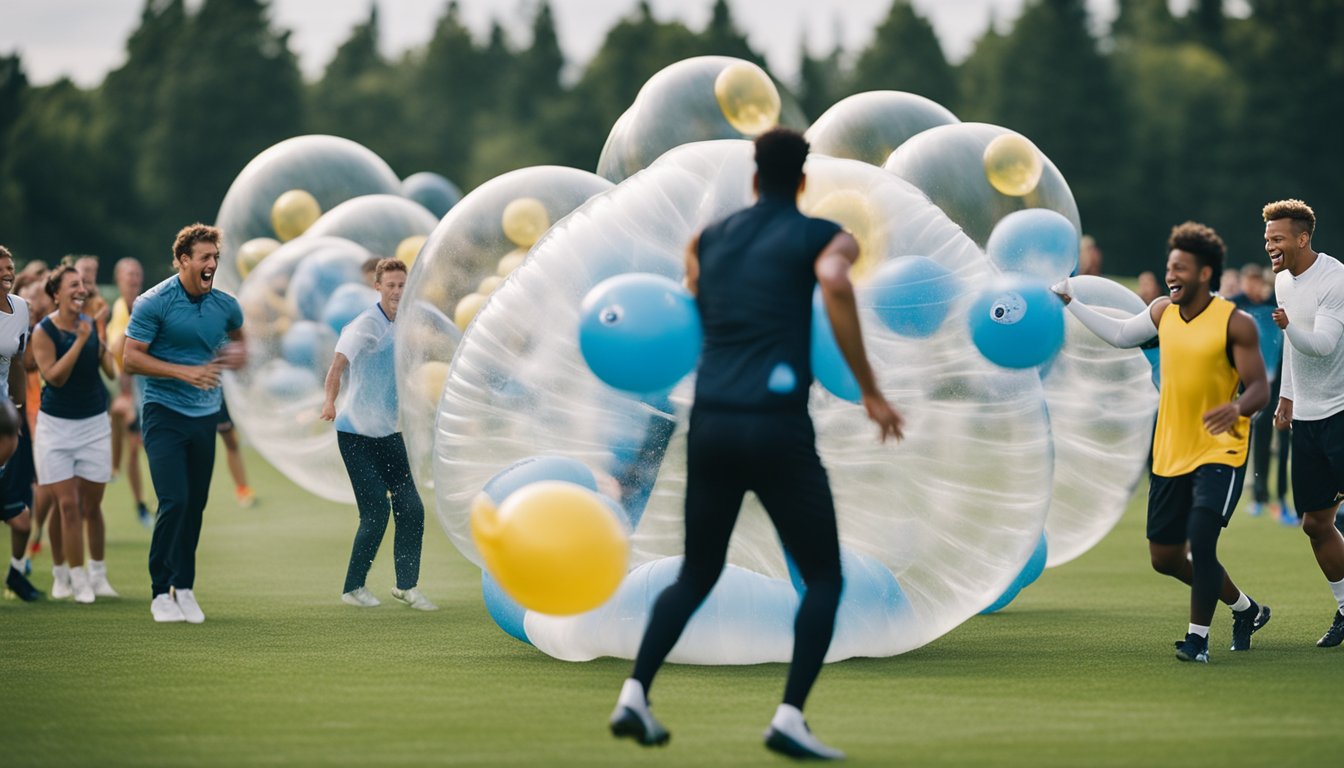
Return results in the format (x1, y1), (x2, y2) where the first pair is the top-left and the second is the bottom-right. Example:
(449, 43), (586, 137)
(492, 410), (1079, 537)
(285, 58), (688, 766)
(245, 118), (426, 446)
(1, 445), (1339, 767)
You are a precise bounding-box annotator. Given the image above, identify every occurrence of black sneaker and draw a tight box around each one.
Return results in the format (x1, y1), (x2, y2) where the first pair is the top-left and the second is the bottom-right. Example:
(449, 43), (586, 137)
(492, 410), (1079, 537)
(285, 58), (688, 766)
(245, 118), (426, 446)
(1175, 632), (1209, 663)
(5, 566), (44, 602)
(1230, 601), (1271, 651)
(1317, 610), (1344, 648)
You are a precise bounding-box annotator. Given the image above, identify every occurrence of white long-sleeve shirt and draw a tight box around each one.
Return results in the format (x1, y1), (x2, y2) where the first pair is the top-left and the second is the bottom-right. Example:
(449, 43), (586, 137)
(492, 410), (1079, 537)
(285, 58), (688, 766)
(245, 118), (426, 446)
(1277, 252), (1344, 420)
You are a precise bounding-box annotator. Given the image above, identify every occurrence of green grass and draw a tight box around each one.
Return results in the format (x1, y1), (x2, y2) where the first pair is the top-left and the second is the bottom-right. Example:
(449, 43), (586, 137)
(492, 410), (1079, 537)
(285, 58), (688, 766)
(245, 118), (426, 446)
(2, 446), (1338, 767)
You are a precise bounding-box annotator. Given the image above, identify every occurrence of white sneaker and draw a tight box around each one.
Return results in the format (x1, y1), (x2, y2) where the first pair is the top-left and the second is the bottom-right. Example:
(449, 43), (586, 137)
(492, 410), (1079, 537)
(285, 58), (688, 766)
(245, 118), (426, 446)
(609, 678), (670, 746)
(50, 565), (73, 600)
(764, 704), (845, 760)
(341, 587), (380, 607)
(390, 586), (438, 611)
(89, 563), (119, 598)
(172, 588), (205, 624)
(70, 566), (95, 604)
(151, 593), (185, 622)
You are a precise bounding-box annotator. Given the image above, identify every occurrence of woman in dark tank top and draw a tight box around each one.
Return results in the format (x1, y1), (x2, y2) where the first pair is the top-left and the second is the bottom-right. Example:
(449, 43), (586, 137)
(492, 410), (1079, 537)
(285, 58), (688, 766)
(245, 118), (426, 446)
(29, 265), (117, 604)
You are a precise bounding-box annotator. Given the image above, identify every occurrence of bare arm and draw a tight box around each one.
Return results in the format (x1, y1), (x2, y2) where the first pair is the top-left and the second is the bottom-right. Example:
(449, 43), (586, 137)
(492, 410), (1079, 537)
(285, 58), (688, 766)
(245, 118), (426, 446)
(123, 337), (220, 390)
(1204, 310), (1269, 437)
(32, 320), (93, 389)
(321, 352), (349, 421)
(7, 345), (25, 410)
(683, 232), (700, 298)
(815, 231), (903, 442)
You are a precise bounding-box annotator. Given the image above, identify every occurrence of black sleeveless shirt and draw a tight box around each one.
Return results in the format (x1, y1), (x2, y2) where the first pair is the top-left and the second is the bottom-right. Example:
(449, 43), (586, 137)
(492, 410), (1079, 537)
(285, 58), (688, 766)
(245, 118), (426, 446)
(693, 195), (841, 411)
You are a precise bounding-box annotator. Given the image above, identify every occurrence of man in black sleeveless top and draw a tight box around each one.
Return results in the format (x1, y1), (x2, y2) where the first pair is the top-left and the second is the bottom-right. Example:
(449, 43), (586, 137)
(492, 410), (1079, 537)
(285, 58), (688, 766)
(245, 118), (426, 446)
(610, 129), (904, 760)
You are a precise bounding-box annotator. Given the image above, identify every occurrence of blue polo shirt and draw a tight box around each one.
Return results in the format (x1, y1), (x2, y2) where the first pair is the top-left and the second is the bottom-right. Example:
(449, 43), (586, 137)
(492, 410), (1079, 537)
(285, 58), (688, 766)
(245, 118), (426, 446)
(125, 275), (243, 418)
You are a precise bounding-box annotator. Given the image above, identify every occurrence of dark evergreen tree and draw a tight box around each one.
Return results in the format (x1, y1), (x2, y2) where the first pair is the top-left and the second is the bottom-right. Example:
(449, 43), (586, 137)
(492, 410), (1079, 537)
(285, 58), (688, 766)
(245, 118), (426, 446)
(141, 0), (303, 236)
(849, 0), (957, 110)
(987, 0), (1135, 269)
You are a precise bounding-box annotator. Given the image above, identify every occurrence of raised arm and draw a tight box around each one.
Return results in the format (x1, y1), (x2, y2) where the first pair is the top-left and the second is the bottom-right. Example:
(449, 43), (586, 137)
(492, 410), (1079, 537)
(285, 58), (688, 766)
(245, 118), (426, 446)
(1052, 278), (1164, 348)
(32, 319), (94, 388)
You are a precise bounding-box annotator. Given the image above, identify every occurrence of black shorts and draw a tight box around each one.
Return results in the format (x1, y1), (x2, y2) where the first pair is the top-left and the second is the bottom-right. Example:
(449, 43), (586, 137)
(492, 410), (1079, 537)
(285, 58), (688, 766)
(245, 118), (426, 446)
(1147, 463), (1246, 545)
(1290, 410), (1344, 513)
(1, 423), (36, 521)
(215, 400), (233, 433)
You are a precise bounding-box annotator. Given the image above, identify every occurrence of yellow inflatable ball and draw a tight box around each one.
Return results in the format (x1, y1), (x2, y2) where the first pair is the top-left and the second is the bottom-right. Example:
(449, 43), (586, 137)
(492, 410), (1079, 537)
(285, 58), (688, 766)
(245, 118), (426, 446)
(806, 189), (883, 282)
(501, 197), (550, 248)
(714, 61), (781, 137)
(271, 189), (322, 242)
(496, 248), (526, 277)
(395, 235), (427, 267)
(237, 237), (281, 279)
(478, 275), (503, 295)
(471, 481), (628, 615)
(454, 292), (488, 331)
(413, 360), (450, 406)
(983, 133), (1044, 197)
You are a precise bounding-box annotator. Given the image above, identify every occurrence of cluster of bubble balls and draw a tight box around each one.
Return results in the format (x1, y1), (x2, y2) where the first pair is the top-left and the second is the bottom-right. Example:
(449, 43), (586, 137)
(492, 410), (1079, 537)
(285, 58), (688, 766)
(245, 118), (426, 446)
(218, 57), (1156, 662)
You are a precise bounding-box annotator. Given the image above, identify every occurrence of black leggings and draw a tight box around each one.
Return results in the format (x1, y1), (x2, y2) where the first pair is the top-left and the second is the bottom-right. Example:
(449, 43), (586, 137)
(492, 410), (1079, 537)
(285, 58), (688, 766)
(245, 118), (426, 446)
(336, 431), (424, 593)
(1188, 507), (1226, 626)
(631, 409), (843, 710)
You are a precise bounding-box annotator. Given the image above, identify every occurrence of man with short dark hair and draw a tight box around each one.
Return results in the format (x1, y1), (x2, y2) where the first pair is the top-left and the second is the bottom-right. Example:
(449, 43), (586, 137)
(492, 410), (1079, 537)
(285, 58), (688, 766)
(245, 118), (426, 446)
(609, 129), (904, 760)
(124, 223), (245, 624)
(1263, 198), (1344, 647)
(1055, 221), (1271, 663)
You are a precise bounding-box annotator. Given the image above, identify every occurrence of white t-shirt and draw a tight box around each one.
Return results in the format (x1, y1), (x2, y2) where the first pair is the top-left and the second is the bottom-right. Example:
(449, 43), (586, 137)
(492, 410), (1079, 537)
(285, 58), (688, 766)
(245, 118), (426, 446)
(0, 294), (30, 401)
(1277, 252), (1344, 420)
(333, 303), (398, 438)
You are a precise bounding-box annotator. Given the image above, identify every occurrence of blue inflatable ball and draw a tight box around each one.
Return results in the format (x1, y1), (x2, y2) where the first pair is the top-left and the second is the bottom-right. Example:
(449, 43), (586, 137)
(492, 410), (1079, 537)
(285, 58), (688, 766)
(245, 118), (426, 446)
(811, 286), (861, 402)
(289, 247), (365, 321)
(968, 277), (1065, 369)
(981, 534), (1048, 614)
(321, 283), (378, 333)
(579, 273), (701, 394)
(986, 208), (1079, 282)
(865, 255), (959, 338)
(259, 363), (321, 400)
(482, 455), (599, 504)
(1144, 346), (1161, 388)
(482, 571), (530, 644)
(400, 172), (462, 219)
(279, 320), (335, 370)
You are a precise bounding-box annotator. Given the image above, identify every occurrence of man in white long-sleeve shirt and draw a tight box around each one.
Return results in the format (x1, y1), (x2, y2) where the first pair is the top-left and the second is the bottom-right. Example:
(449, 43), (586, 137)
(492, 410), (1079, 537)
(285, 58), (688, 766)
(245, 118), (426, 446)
(1263, 198), (1344, 649)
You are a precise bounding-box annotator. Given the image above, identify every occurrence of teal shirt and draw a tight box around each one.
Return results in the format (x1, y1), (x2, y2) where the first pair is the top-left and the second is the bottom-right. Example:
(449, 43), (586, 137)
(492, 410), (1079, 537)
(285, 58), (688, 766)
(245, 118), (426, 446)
(125, 275), (243, 417)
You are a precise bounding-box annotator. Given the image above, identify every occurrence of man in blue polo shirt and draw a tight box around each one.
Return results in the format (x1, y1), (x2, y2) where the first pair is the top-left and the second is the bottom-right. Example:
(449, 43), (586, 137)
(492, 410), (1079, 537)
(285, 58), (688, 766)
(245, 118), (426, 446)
(124, 223), (245, 624)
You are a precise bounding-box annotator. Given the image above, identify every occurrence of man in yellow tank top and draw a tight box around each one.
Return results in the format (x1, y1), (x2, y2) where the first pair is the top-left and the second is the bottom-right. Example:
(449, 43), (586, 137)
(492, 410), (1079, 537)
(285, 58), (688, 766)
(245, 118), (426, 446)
(1056, 222), (1270, 663)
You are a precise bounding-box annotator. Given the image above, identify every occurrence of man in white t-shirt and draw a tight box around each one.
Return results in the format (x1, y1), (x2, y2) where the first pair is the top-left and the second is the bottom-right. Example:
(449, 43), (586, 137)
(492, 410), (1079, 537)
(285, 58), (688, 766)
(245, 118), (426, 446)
(1265, 199), (1344, 648)
(321, 258), (435, 612)
(0, 245), (40, 601)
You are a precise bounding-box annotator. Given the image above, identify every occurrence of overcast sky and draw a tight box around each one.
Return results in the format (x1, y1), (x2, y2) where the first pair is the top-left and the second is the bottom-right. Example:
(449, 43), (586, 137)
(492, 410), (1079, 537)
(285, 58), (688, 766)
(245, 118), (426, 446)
(1, 0), (1229, 87)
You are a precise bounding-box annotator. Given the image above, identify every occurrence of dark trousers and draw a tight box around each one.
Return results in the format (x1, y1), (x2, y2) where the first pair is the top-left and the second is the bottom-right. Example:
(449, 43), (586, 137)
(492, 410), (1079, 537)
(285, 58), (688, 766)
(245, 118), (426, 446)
(336, 431), (424, 592)
(144, 402), (217, 596)
(1249, 375), (1290, 503)
(632, 408), (843, 710)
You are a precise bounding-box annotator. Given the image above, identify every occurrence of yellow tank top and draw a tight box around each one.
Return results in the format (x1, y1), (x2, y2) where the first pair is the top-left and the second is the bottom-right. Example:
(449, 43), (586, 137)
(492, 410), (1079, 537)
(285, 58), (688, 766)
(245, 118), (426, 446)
(1151, 296), (1249, 476)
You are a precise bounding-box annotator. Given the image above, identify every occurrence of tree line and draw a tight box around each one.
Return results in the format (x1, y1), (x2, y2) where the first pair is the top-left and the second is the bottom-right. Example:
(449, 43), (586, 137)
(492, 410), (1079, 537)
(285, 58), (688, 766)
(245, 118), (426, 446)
(1, 0), (1340, 280)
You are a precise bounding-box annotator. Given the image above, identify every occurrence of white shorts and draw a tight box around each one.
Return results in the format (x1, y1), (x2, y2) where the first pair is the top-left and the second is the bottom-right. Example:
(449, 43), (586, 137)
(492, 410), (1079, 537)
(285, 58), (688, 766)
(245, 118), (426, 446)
(35, 411), (112, 484)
